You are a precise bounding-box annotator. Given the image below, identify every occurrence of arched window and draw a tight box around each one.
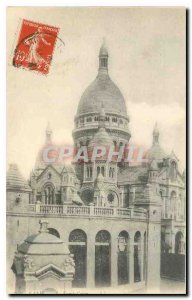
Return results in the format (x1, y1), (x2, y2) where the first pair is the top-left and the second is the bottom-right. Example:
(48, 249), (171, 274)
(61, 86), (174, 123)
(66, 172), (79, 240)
(69, 229), (87, 287)
(109, 167), (112, 177)
(87, 167), (90, 178)
(95, 230), (111, 287)
(86, 166), (93, 178)
(101, 57), (108, 68)
(86, 117), (92, 122)
(113, 141), (117, 148)
(80, 118), (84, 124)
(175, 231), (185, 254)
(44, 184), (55, 204)
(119, 142), (123, 148)
(48, 228), (60, 238)
(97, 166), (100, 176)
(170, 161), (177, 181)
(134, 231), (141, 282)
(101, 166), (105, 176)
(118, 231), (129, 285)
(143, 232), (147, 280)
(170, 191), (177, 219)
(119, 119), (123, 125)
(47, 172), (52, 180)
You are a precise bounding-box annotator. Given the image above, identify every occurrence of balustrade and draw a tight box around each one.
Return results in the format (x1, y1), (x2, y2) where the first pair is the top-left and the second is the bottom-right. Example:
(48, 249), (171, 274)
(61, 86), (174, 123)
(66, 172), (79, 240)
(27, 204), (147, 220)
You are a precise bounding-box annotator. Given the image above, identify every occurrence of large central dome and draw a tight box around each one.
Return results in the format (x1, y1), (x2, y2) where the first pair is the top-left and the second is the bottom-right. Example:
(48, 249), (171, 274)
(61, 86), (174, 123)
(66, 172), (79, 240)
(73, 42), (131, 152)
(76, 43), (128, 118)
(77, 73), (127, 117)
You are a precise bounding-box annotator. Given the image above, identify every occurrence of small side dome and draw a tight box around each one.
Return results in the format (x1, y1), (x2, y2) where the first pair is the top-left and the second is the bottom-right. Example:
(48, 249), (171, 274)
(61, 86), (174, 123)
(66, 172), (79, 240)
(148, 145), (166, 161)
(147, 123), (166, 161)
(89, 127), (114, 148)
(149, 159), (158, 170)
(18, 220), (69, 255)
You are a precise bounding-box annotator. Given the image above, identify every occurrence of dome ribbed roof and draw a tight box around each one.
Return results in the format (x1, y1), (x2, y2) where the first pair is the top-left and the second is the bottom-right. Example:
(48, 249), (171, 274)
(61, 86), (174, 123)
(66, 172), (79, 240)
(148, 124), (166, 161)
(7, 164), (31, 190)
(148, 144), (166, 161)
(18, 220), (69, 255)
(89, 127), (113, 148)
(77, 73), (127, 117)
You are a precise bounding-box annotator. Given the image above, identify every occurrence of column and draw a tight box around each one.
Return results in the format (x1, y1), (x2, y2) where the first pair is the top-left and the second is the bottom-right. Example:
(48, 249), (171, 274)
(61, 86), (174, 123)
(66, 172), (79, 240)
(128, 237), (134, 285)
(41, 192), (45, 204)
(61, 187), (65, 204)
(171, 230), (175, 254)
(111, 235), (118, 286)
(140, 235), (144, 281)
(86, 234), (95, 288)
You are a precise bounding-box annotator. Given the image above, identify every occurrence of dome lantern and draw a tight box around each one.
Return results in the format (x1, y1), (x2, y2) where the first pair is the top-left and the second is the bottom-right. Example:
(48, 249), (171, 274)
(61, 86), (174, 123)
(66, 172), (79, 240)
(153, 122), (159, 145)
(99, 40), (108, 73)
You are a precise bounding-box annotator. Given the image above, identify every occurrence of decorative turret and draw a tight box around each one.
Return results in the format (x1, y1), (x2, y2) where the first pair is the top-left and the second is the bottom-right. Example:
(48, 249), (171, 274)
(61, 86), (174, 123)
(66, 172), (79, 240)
(148, 123), (166, 161)
(34, 123), (54, 172)
(153, 122), (159, 145)
(6, 164), (31, 212)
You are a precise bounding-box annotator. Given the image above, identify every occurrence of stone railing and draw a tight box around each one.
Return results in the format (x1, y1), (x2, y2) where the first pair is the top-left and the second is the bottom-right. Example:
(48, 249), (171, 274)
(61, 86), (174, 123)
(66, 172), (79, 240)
(28, 204), (147, 220)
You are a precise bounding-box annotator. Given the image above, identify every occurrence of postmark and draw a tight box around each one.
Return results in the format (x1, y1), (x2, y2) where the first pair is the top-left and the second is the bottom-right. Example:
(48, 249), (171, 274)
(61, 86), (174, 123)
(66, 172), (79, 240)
(12, 19), (60, 75)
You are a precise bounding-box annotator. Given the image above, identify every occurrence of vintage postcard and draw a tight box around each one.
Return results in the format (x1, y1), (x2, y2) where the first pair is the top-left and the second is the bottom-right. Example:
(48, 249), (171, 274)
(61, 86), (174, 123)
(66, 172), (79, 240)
(7, 7), (186, 294)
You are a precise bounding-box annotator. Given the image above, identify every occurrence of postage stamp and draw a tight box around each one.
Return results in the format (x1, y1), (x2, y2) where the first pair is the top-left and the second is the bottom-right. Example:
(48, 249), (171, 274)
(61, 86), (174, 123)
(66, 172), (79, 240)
(12, 19), (60, 75)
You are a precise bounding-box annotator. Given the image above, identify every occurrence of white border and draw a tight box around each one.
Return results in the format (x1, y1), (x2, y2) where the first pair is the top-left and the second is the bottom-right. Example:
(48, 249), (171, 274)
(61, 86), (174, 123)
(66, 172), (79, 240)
(1, 1), (190, 299)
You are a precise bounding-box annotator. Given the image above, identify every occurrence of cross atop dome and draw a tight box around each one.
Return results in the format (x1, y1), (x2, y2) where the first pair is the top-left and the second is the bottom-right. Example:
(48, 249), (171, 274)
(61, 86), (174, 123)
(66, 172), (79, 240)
(45, 122), (52, 144)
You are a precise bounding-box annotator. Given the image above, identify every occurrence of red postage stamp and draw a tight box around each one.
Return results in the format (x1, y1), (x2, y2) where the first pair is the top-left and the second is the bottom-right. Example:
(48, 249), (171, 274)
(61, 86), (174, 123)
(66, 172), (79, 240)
(12, 19), (60, 75)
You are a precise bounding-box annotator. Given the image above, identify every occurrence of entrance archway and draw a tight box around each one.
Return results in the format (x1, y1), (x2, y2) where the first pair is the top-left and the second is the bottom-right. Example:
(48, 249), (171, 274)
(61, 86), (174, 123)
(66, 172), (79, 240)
(118, 231), (129, 285)
(69, 229), (87, 287)
(95, 230), (111, 287)
(143, 232), (147, 280)
(134, 231), (141, 282)
(48, 228), (60, 238)
(175, 231), (185, 254)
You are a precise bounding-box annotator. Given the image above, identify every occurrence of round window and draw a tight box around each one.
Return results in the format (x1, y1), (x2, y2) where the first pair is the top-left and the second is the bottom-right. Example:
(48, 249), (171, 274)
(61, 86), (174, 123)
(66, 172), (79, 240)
(108, 193), (115, 203)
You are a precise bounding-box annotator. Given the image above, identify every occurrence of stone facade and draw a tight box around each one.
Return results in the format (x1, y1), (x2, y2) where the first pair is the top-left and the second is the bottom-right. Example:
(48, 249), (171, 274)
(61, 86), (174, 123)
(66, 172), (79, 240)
(6, 43), (186, 294)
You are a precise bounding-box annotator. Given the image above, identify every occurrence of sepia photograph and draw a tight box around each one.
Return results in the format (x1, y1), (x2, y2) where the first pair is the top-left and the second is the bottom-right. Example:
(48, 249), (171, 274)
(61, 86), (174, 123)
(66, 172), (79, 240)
(6, 6), (186, 295)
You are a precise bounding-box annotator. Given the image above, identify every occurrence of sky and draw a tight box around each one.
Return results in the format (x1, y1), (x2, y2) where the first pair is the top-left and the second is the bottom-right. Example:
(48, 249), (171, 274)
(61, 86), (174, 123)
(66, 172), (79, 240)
(7, 7), (186, 179)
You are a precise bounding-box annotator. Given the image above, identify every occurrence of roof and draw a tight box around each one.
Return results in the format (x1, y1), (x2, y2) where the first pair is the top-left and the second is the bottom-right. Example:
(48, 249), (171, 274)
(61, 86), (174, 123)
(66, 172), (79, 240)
(77, 72), (128, 117)
(7, 164), (31, 191)
(147, 144), (166, 161)
(89, 127), (113, 148)
(118, 166), (149, 184)
(99, 42), (108, 56)
(18, 220), (69, 255)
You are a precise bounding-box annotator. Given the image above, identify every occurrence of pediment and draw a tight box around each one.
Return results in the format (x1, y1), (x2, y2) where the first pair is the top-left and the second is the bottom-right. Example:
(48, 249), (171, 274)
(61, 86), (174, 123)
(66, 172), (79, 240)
(35, 264), (66, 279)
(36, 165), (61, 182)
